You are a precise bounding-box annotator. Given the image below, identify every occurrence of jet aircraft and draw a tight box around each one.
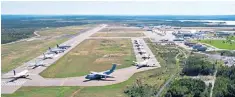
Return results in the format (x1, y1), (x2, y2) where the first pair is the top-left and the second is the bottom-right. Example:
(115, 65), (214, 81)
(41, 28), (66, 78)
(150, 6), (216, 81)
(85, 64), (117, 80)
(133, 60), (156, 69)
(56, 44), (71, 49)
(3, 70), (31, 82)
(28, 61), (47, 69)
(48, 47), (65, 54)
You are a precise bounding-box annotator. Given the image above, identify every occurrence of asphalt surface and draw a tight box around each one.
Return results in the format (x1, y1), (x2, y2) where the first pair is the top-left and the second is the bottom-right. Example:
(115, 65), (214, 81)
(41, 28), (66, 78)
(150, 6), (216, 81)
(1, 25), (161, 94)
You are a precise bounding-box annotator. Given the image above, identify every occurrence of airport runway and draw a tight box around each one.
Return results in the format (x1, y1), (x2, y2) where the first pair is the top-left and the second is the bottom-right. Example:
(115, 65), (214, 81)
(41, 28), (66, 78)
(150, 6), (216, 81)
(1, 25), (161, 94)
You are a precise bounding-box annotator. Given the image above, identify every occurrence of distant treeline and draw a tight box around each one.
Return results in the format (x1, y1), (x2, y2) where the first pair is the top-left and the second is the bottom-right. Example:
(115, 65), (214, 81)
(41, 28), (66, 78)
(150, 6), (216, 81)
(2, 15), (235, 44)
(1, 17), (88, 44)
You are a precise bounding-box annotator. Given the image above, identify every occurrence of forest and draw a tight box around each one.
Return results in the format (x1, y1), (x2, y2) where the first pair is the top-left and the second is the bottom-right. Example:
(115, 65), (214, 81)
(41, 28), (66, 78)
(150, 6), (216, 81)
(181, 55), (216, 76)
(1, 16), (88, 44)
(213, 66), (235, 97)
(165, 78), (210, 97)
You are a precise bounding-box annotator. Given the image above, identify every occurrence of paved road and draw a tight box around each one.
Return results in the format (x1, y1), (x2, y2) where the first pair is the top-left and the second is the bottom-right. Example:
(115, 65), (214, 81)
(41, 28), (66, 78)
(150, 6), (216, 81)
(2, 25), (161, 94)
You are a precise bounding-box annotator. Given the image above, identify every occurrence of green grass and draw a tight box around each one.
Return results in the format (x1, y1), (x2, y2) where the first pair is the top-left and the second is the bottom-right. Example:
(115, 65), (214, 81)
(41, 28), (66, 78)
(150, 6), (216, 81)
(1, 38), (68, 73)
(2, 39), (184, 97)
(38, 25), (93, 36)
(91, 32), (145, 37)
(198, 39), (235, 50)
(1, 87), (81, 97)
(1, 25), (93, 73)
(40, 39), (136, 78)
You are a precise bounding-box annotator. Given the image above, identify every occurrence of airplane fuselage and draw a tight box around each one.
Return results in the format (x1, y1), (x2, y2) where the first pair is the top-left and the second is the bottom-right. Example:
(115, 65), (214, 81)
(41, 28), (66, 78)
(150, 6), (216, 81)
(85, 74), (110, 80)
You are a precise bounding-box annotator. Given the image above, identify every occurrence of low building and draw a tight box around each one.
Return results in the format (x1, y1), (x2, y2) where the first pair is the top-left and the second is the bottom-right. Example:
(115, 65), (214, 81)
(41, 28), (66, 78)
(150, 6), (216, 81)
(216, 32), (231, 37)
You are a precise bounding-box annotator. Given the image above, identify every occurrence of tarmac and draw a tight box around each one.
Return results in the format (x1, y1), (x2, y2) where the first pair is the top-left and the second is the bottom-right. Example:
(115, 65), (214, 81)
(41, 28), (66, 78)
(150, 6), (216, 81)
(1, 25), (161, 94)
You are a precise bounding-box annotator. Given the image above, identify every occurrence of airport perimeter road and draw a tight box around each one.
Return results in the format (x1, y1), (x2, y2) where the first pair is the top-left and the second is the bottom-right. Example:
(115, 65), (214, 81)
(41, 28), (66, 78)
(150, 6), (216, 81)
(1, 24), (107, 94)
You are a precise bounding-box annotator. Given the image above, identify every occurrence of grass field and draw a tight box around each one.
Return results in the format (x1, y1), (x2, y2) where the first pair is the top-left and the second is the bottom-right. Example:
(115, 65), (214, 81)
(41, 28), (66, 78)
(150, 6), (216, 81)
(2, 39), (185, 97)
(40, 39), (136, 78)
(1, 25), (90, 73)
(38, 25), (93, 36)
(99, 27), (145, 32)
(1, 87), (81, 97)
(91, 32), (145, 37)
(198, 39), (235, 50)
(1, 38), (68, 73)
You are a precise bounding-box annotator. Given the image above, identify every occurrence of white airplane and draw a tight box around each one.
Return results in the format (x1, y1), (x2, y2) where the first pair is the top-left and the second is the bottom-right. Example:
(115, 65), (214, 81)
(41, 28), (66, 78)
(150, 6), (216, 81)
(56, 44), (71, 49)
(28, 60), (47, 69)
(48, 47), (65, 54)
(41, 53), (53, 60)
(133, 60), (156, 69)
(134, 40), (141, 44)
(142, 54), (150, 60)
(85, 64), (117, 80)
(136, 47), (144, 50)
(138, 49), (147, 55)
(3, 70), (31, 82)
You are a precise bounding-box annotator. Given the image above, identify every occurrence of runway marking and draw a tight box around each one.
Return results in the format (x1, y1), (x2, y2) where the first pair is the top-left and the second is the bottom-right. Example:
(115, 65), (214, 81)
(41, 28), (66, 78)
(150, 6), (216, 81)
(60, 78), (68, 86)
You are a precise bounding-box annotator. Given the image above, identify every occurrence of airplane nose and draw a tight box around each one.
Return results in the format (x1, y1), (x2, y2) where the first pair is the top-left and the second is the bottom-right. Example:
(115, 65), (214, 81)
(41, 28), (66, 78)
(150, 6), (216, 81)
(85, 75), (89, 79)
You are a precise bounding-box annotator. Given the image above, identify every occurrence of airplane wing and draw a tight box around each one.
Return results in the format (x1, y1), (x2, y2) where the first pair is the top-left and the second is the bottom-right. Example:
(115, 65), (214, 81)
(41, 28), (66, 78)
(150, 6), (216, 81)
(96, 73), (114, 78)
(8, 77), (19, 82)
(90, 71), (99, 74)
(13, 70), (29, 77)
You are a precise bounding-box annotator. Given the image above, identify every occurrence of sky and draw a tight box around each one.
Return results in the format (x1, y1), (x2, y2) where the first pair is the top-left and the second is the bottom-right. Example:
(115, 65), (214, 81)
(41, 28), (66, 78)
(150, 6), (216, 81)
(1, 1), (235, 15)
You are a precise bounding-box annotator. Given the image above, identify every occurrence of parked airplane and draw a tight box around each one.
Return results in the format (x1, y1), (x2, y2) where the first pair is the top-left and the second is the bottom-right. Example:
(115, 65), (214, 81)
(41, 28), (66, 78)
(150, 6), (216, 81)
(133, 60), (155, 69)
(137, 47), (144, 50)
(28, 61), (47, 69)
(135, 44), (143, 47)
(85, 64), (117, 80)
(3, 70), (31, 82)
(142, 54), (150, 60)
(48, 47), (65, 54)
(56, 44), (71, 49)
(42, 53), (53, 60)
(138, 49), (147, 55)
(134, 40), (141, 44)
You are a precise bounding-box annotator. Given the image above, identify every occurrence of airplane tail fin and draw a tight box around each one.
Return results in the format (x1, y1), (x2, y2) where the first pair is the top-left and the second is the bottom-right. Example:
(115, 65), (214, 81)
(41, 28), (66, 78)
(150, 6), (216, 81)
(13, 70), (16, 75)
(49, 47), (52, 51)
(43, 53), (46, 58)
(104, 64), (117, 75)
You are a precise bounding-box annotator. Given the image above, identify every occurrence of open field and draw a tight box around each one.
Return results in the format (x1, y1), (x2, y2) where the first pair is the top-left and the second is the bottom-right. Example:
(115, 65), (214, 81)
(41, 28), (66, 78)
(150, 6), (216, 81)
(197, 39), (235, 50)
(91, 27), (145, 37)
(40, 39), (135, 78)
(1, 38), (67, 73)
(38, 25), (93, 36)
(99, 27), (145, 32)
(1, 25), (90, 73)
(1, 87), (81, 97)
(2, 39), (186, 97)
(91, 32), (145, 37)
